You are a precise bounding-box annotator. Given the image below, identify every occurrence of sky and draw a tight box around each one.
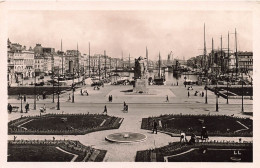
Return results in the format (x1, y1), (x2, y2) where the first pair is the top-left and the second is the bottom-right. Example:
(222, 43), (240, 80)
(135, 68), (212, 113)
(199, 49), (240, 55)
(8, 10), (252, 61)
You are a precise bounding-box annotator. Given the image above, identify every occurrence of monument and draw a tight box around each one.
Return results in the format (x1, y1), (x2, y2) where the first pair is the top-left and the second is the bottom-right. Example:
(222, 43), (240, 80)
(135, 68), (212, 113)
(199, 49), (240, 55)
(133, 56), (149, 93)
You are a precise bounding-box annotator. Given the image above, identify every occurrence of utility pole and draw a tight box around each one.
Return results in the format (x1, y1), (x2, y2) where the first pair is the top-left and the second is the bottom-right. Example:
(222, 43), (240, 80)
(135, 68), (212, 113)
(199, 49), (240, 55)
(104, 50), (106, 78)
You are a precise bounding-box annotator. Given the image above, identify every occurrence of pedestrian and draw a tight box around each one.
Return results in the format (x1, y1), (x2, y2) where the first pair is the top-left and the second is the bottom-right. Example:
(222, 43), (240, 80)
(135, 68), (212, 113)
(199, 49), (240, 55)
(18, 93), (20, 100)
(177, 81), (178, 86)
(8, 103), (12, 113)
(125, 105), (128, 113)
(188, 91), (190, 98)
(37, 94), (40, 101)
(108, 95), (111, 102)
(80, 89), (83, 96)
(103, 105), (107, 114)
(24, 94), (26, 102)
(180, 131), (187, 143)
(189, 133), (196, 145)
(68, 94), (71, 101)
(166, 95), (169, 102)
(201, 126), (208, 141)
(202, 91), (204, 97)
(43, 104), (46, 112)
(123, 101), (126, 110)
(25, 103), (29, 113)
(152, 120), (158, 134)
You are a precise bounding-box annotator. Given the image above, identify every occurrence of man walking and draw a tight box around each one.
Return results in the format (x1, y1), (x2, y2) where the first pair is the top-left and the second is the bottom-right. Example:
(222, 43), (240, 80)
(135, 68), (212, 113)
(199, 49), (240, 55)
(166, 95), (169, 102)
(152, 120), (158, 134)
(103, 105), (107, 114)
(188, 91), (190, 98)
(24, 94), (26, 102)
(25, 102), (29, 113)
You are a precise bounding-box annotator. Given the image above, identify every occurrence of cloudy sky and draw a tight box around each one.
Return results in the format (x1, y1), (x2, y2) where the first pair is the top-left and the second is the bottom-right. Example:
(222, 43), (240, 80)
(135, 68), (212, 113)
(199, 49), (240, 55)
(8, 10), (252, 60)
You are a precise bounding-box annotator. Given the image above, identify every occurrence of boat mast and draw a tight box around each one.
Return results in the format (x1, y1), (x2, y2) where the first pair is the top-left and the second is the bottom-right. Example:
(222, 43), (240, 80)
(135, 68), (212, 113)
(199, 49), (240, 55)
(61, 39), (63, 76)
(211, 38), (214, 70)
(146, 46), (148, 70)
(159, 52), (161, 78)
(221, 35), (223, 73)
(227, 31), (230, 73)
(89, 42), (90, 77)
(104, 50), (106, 78)
(203, 23), (207, 71)
(235, 28), (238, 78)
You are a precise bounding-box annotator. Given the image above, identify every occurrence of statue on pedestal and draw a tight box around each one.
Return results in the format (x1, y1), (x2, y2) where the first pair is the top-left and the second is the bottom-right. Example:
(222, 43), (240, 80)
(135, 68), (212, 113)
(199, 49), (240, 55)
(133, 56), (149, 93)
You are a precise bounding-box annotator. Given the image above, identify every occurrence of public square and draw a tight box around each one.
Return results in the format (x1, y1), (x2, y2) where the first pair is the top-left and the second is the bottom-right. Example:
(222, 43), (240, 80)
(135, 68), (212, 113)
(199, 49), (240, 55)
(7, 82), (253, 162)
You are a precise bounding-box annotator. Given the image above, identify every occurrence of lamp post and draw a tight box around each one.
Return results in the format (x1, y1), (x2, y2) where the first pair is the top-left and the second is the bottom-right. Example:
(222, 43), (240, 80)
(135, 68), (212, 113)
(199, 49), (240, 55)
(57, 67), (60, 110)
(20, 95), (23, 113)
(52, 58), (55, 103)
(184, 72), (187, 88)
(250, 77), (253, 100)
(72, 68), (75, 103)
(241, 71), (244, 113)
(205, 70), (208, 104)
(216, 72), (219, 112)
(34, 69), (36, 110)
(226, 75), (229, 104)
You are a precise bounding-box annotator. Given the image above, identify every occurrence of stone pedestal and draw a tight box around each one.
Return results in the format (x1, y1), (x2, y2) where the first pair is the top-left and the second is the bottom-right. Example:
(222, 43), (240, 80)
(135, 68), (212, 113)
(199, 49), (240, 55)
(133, 79), (149, 93)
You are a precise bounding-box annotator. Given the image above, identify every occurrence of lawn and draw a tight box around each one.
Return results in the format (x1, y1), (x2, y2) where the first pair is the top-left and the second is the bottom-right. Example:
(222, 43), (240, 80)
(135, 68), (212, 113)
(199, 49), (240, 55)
(8, 144), (74, 162)
(141, 114), (252, 137)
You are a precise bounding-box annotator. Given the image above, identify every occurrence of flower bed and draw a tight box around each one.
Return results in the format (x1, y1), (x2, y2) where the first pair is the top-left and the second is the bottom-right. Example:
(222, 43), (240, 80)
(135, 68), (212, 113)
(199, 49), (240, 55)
(136, 141), (253, 162)
(141, 114), (252, 137)
(8, 139), (106, 162)
(8, 113), (123, 135)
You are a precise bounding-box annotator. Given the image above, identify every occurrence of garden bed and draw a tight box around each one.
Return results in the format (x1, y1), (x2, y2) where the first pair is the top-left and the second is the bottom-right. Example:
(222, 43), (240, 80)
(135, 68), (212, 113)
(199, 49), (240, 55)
(136, 141), (253, 162)
(8, 140), (106, 162)
(8, 113), (123, 135)
(141, 114), (252, 137)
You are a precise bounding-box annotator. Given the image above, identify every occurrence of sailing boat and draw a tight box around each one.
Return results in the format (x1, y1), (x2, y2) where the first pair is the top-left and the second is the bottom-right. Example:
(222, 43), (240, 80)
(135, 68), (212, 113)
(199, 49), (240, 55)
(153, 52), (166, 85)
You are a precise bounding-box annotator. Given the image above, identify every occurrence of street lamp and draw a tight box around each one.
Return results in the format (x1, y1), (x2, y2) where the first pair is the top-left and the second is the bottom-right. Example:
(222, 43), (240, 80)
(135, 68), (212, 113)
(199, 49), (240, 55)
(241, 71), (244, 113)
(57, 67), (60, 110)
(205, 70), (208, 104)
(250, 77), (253, 100)
(226, 75), (229, 104)
(34, 70), (36, 110)
(72, 68), (75, 103)
(52, 63), (55, 103)
(216, 73), (219, 112)
(20, 95), (23, 113)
